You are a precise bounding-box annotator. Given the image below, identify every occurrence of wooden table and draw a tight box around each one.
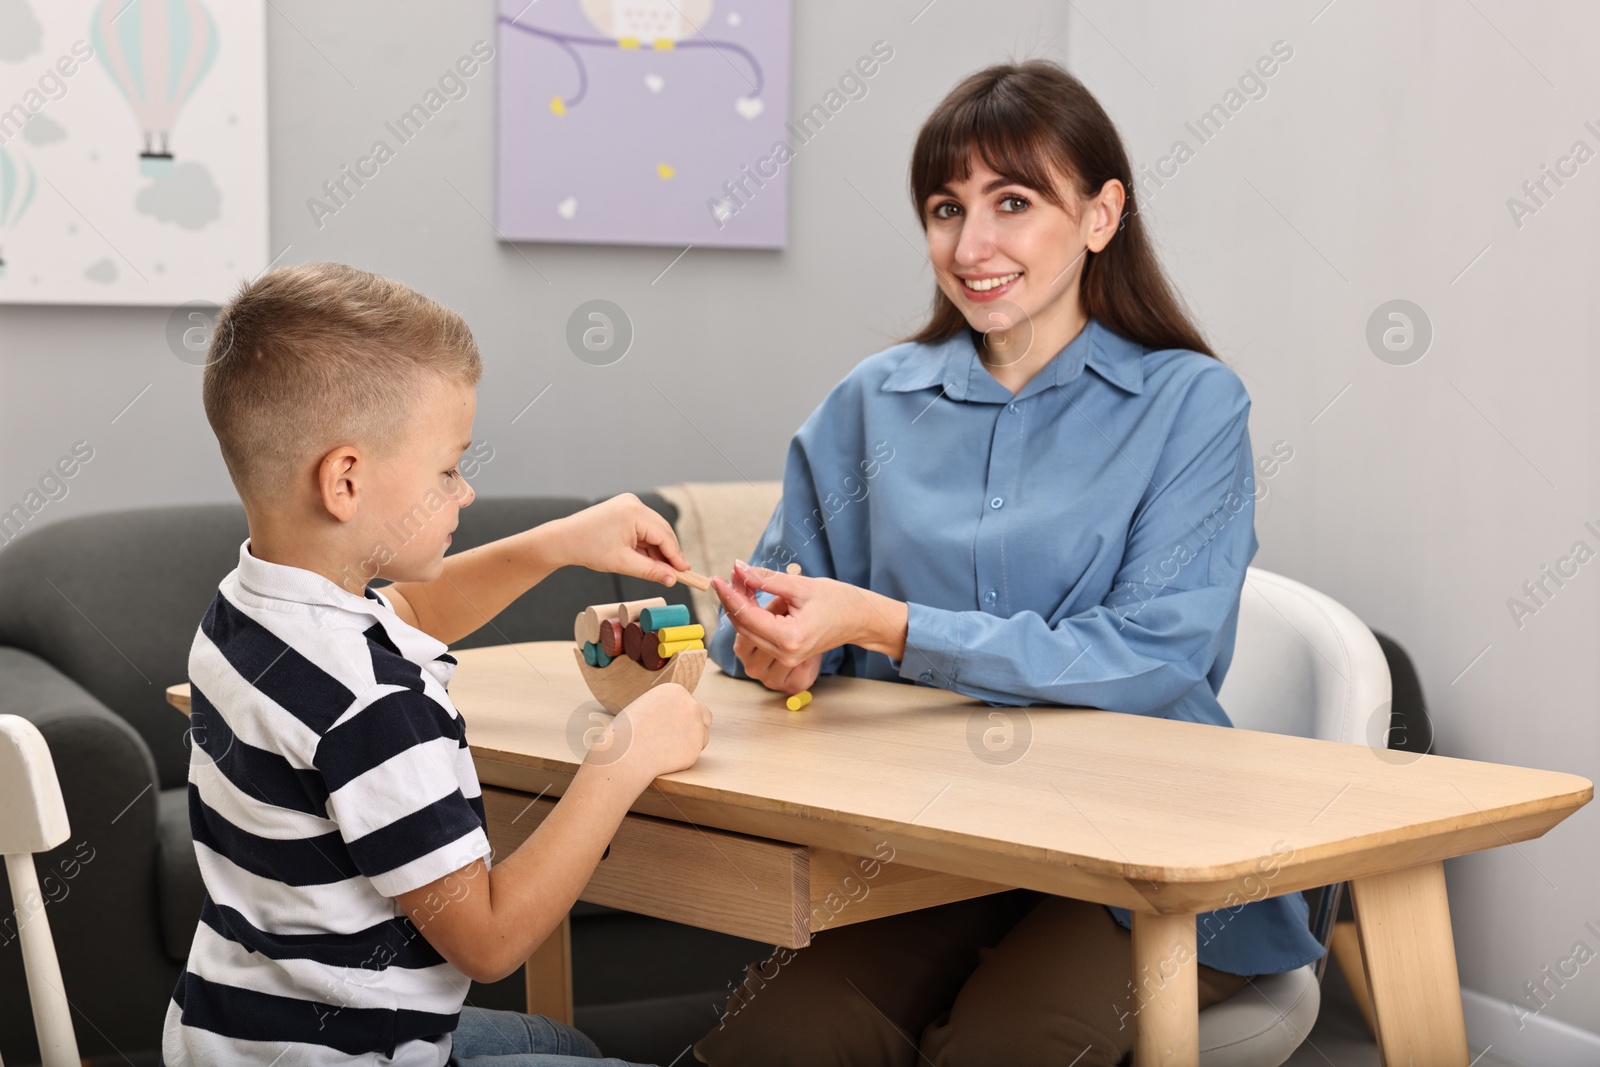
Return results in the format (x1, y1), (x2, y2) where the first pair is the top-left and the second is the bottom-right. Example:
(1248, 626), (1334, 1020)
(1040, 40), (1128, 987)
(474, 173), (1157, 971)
(167, 642), (1592, 1067)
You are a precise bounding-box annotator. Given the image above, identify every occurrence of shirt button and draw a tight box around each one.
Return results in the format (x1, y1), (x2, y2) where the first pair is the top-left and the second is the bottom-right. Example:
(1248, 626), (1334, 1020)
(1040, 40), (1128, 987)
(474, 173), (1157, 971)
(990, 497), (1003, 509)
(983, 589), (997, 605)
(919, 671), (933, 684)
(1007, 402), (1018, 414)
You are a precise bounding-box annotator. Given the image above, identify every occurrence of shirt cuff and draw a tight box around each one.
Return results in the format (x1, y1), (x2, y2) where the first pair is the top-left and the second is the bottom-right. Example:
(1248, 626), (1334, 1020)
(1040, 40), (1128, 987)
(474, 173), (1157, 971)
(370, 827), (492, 899)
(891, 602), (962, 689)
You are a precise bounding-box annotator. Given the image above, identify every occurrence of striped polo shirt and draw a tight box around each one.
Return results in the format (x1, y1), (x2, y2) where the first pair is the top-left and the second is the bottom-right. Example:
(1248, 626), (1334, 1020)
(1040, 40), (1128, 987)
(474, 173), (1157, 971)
(162, 540), (493, 1066)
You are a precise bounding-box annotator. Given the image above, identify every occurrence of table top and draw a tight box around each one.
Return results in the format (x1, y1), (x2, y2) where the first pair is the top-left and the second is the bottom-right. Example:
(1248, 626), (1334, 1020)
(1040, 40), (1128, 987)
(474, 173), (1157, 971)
(445, 642), (1594, 913)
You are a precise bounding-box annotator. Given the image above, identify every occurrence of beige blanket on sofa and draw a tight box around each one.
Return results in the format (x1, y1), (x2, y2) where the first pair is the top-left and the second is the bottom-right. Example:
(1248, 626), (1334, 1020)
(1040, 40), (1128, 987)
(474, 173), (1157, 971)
(654, 481), (782, 629)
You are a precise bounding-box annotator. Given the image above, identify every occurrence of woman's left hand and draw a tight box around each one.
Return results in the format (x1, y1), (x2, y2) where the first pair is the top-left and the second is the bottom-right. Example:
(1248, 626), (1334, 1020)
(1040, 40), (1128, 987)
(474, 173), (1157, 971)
(711, 560), (907, 670)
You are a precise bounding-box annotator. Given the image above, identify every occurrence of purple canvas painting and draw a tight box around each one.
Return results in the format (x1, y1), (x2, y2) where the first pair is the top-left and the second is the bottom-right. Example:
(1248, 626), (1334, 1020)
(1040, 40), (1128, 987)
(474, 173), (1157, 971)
(495, 0), (792, 249)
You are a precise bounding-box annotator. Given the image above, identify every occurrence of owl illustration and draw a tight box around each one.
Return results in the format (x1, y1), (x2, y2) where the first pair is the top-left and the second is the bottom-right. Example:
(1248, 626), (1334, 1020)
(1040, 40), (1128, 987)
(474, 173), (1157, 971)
(580, 0), (715, 42)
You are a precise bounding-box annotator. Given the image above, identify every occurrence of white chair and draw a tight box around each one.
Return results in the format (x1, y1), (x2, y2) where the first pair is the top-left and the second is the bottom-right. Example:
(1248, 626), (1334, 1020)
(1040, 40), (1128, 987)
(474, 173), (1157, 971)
(1196, 567), (1392, 1066)
(0, 715), (83, 1067)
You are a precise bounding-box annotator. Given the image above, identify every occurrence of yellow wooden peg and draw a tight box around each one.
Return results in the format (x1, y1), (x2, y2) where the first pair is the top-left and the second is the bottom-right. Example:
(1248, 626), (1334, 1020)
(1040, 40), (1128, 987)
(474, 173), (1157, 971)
(657, 624), (706, 643)
(786, 690), (813, 712)
(658, 638), (705, 659)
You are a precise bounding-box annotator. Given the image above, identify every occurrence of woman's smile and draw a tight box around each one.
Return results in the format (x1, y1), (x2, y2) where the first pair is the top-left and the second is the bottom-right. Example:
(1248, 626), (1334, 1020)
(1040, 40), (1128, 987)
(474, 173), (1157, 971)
(958, 270), (1022, 302)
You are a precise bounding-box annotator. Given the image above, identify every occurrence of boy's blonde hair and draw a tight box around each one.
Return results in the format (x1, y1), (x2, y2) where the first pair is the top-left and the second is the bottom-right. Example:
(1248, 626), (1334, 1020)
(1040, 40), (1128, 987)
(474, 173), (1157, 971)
(202, 262), (482, 503)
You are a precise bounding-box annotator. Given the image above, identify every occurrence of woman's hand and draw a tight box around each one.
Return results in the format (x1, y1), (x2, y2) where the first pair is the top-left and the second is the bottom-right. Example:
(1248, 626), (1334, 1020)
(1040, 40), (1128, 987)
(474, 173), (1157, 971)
(730, 596), (824, 695)
(711, 561), (909, 691)
(548, 493), (690, 587)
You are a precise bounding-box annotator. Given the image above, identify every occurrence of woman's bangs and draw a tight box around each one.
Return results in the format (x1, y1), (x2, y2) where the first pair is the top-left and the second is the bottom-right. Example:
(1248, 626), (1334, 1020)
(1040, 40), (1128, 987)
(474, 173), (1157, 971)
(915, 98), (1065, 209)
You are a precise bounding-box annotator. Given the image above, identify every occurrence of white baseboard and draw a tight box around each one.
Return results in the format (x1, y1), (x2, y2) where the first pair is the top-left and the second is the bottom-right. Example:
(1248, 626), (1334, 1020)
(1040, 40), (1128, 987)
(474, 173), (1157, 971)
(1462, 987), (1600, 1066)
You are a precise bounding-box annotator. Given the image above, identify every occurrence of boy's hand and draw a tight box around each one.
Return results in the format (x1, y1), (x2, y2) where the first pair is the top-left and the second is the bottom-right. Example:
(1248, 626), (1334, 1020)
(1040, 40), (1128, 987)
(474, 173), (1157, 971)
(550, 493), (691, 587)
(586, 682), (712, 788)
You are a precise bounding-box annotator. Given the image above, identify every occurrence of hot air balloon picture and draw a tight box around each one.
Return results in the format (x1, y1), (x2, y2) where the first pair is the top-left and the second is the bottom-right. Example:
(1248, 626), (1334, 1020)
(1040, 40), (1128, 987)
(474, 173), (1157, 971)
(0, 146), (36, 279)
(90, 0), (220, 176)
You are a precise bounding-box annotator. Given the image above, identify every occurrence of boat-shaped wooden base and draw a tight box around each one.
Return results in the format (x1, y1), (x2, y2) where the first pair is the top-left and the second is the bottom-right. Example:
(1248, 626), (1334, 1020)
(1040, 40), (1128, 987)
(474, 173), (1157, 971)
(573, 646), (708, 713)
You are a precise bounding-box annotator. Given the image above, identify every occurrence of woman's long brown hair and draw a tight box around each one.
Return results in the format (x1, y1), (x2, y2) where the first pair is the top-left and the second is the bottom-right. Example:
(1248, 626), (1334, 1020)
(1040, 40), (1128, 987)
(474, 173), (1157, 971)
(906, 60), (1215, 359)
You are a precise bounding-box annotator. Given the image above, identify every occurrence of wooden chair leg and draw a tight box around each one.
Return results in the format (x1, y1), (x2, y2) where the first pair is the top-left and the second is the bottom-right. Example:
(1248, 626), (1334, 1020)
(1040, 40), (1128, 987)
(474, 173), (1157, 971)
(523, 913), (574, 1025)
(1329, 919), (1378, 1037)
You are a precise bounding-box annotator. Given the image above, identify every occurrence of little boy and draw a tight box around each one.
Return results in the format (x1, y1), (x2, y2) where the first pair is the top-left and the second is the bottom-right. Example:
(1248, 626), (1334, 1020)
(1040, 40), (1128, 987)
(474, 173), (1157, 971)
(162, 263), (710, 1066)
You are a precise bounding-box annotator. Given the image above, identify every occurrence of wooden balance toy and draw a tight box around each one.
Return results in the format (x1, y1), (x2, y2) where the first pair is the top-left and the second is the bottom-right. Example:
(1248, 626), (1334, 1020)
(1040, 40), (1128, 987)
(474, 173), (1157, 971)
(572, 591), (708, 713)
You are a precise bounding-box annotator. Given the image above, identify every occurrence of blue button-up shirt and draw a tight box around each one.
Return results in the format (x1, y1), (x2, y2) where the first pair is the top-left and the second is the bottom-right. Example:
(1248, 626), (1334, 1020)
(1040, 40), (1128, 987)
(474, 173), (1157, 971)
(709, 317), (1326, 977)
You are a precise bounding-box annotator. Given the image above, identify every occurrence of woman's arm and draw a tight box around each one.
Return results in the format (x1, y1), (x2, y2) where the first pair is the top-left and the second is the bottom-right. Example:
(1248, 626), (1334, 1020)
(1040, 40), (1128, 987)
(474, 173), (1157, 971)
(719, 372), (1257, 714)
(707, 420), (862, 682)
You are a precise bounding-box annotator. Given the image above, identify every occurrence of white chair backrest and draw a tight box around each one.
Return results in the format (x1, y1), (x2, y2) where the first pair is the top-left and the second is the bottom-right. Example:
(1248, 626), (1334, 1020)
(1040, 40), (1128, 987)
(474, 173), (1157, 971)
(0, 715), (82, 1067)
(0, 716), (70, 855)
(1217, 568), (1390, 747)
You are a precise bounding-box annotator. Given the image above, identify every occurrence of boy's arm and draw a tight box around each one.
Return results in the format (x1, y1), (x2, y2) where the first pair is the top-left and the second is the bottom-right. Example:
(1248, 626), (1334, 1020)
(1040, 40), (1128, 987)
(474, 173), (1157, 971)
(393, 684), (711, 983)
(384, 493), (690, 646)
(382, 526), (565, 645)
(393, 757), (635, 983)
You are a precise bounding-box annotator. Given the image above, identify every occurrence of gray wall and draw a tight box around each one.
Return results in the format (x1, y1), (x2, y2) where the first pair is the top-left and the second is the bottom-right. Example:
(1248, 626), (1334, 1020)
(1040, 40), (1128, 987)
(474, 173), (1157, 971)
(1, 0), (1066, 518)
(1064, 0), (1600, 1045)
(3, 0), (1597, 1049)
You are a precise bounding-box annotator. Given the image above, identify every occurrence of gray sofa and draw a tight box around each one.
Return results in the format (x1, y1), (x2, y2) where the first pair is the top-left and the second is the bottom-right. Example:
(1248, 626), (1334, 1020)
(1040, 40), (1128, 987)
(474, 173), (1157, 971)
(0, 495), (764, 1066)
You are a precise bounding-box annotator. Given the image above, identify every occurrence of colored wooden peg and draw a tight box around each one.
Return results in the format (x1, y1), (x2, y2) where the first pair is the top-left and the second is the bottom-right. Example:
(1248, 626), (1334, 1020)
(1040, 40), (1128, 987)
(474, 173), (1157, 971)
(785, 563), (802, 575)
(623, 622), (645, 664)
(655, 624), (705, 644)
(786, 690), (813, 711)
(657, 638), (705, 659)
(576, 603), (628, 646)
(639, 639), (669, 671)
(598, 618), (623, 657)
(639, 604), (691, 632)
(617, 598), (668, 628)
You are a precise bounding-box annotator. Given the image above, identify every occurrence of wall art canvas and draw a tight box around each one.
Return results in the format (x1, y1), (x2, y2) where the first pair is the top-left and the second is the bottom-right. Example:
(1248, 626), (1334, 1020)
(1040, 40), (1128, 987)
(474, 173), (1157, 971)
(0, 0), (268, 305)
(496, 0), (793, 249)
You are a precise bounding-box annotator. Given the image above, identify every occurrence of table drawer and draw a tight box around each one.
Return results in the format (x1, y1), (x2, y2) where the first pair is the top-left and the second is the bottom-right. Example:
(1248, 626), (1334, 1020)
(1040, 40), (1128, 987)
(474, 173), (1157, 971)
(482, 786), (1008, 948)
(484, 786), (809, 946)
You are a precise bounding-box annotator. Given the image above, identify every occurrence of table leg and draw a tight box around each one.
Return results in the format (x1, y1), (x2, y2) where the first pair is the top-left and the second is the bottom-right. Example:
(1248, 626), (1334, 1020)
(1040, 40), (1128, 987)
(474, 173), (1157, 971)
(523, 914), (574, 1026)
(1329, 920), (1378, 1037)
(1348, 860), (1469, 1066)
(1130, 911), (1199, 1067)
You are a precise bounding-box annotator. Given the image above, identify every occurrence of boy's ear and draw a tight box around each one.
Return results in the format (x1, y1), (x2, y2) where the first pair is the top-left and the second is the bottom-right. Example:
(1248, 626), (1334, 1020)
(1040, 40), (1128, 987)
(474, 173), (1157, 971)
(317, 446), (363, 522)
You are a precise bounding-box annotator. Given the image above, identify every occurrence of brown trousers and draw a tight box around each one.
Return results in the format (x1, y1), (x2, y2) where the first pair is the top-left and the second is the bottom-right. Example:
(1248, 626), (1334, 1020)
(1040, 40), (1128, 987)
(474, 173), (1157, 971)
(694, 890), (1249, 1067)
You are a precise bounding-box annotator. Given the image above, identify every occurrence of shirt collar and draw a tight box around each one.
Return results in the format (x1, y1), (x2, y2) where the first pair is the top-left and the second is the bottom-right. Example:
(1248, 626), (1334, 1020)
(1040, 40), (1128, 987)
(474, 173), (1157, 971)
(881, 317), (1146, 400)
(232, 539), (451, 665)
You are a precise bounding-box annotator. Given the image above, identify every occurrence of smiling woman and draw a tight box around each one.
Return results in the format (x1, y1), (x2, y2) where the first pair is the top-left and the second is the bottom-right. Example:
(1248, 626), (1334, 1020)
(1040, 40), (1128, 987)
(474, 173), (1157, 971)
(905, 60), (1215, 388)
(694, 61), (1324, 1067)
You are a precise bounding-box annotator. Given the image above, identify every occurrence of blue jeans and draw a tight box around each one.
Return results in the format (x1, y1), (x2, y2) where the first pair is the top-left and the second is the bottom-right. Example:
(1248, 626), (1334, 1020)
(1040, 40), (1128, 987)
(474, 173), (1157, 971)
(448, 1007), (651, 1066)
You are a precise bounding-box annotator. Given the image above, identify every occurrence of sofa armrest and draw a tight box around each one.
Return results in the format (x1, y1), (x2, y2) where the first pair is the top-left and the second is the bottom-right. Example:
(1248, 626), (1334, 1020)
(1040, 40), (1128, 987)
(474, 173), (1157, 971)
(0, 646), (178, 1062)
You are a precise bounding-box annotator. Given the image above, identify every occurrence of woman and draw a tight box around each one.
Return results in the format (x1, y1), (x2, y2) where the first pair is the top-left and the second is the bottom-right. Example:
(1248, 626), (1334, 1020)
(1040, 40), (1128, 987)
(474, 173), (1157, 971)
(693, 60), (1325, 1066)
